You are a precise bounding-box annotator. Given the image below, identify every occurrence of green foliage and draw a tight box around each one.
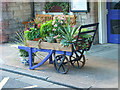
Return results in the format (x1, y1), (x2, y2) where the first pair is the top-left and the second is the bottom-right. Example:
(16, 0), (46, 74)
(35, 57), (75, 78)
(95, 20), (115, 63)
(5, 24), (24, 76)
(13, 30), (27, 46)
(44, 33), (56, 43)
(77, 28), (93, 50)
(12, 30), (36, 57)
(79, 28), (92, 39)
(81, 28), (90, 32)
(40, 20), (54, 38)
(19, 49), (29, 57)
(24, 27), (41, 40)
(19, 49), (36, 57)
(52, 14), (67, 35)
(43, 2), (69, 15)
(59, 17), (80, 47)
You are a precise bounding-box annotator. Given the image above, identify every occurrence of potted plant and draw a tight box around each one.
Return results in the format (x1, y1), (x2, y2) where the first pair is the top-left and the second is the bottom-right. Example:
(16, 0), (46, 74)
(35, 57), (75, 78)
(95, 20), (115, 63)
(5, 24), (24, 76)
(19, 49), (36, 65)
(43, 2), (69, 15)
(59, 24), (80, 47)
(58, 16), (92, 50)
(44, 33), (56, 43)
(13, 30), (36, 65)
(53, 35), (62, 43)
(24, 25), (41, 41)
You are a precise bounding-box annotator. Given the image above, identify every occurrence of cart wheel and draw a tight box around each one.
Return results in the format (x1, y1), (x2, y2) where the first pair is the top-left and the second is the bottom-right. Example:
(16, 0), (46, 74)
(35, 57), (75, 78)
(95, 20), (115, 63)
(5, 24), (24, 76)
(54, 55), (70, 74)
(70, 50), (85, 69)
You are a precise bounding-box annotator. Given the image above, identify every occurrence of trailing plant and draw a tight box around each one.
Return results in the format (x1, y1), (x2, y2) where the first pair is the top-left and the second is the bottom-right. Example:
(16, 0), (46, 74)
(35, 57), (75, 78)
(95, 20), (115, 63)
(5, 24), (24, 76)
(75, 28), (93, 50)
(43, 2), (69, 15)
(13, 30), (36, 58)
(19, 49), (36, 57)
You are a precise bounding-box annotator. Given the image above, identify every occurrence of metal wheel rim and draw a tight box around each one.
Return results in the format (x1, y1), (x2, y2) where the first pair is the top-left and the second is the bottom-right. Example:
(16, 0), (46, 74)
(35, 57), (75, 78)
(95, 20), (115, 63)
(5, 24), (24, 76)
(70, 51), (85, 69)
(54, 55), (70, 74)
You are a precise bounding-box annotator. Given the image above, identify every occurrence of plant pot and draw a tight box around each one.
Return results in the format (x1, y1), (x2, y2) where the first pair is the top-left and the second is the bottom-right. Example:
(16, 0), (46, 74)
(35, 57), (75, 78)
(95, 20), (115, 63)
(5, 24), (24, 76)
(56, 39), (61, 43)
(56, 38), (62, 43)
(33, 38), (41, 41)
(20, 56), (34, 65)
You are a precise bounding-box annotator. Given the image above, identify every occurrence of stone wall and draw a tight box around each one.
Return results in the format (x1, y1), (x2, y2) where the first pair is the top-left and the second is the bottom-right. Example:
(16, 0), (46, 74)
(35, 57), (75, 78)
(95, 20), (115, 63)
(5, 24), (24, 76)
(34, 2), (45, 15)
(1, 2), (32, 43)
(75, 2), (99, 44)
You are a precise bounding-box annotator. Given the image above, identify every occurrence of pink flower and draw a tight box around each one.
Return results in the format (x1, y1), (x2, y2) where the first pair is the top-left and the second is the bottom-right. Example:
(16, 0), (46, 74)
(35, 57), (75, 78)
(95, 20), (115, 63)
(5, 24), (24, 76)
(61, 21), (63, 24)
(53, 35), (58, 38)
(54, 24), (57, 27)
(52, 28), (56, 31)
(60, 17), (64, 20)
(72, 25), (75, 27)
(58, 16), (60, 19)
(52, 20), (55, 25)
(53, 15), (58, 19)
(53, 35), (60, 38)
(61, 14), (64, 17)
(64, 18), (66, 21)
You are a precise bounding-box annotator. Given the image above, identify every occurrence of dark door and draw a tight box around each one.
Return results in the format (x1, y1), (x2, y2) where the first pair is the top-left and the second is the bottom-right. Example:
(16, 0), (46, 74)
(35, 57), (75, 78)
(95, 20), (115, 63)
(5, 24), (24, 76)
(107, 1), (120, 44)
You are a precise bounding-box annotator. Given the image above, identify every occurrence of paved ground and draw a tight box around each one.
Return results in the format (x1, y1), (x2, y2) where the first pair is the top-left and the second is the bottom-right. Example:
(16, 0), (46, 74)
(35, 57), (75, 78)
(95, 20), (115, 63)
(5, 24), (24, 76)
(0, 43), (119, 89)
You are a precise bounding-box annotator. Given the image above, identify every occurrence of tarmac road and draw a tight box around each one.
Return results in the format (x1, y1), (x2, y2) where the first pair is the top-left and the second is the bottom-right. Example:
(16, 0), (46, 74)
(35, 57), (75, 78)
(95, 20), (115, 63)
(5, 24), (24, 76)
(0, 69), (68, 89)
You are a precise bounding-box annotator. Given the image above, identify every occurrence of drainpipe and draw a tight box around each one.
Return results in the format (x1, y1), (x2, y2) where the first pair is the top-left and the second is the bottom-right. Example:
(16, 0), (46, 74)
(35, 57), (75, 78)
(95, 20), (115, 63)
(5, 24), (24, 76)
(31, 2), (35, 21)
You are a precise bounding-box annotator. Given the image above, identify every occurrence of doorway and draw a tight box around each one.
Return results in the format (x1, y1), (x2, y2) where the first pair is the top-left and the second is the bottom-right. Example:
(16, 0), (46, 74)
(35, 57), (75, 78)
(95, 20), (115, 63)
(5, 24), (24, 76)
(107, 1), (120, 44)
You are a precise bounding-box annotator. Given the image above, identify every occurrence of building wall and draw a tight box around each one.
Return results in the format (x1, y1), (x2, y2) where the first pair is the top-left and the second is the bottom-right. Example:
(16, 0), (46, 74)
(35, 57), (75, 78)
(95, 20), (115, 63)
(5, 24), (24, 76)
(1, 2), (32, 43)
(75, 2), (99, 44)
(1, 2), (99, 44)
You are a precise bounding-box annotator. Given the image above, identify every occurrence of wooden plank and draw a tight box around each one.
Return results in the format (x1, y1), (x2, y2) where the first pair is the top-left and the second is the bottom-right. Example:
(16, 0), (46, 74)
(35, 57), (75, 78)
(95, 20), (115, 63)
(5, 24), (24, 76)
(27, 40), (38, 48)
(27, 40), (72, 52)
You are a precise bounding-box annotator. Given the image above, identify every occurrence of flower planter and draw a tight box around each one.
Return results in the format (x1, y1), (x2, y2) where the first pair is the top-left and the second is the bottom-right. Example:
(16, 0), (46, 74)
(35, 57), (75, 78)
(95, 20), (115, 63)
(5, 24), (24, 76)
(20, 56), (34, 65)
(27, 40), (72, 52)
(56, 39), (61, 43)
(27, 39), (91, 52)
(33, 38), (41, 41)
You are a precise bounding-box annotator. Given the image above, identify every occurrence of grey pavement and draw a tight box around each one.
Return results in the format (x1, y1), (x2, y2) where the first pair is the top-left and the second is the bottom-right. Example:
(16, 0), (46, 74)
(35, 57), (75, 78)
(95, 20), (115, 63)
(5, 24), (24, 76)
(0, 43), (119, 89)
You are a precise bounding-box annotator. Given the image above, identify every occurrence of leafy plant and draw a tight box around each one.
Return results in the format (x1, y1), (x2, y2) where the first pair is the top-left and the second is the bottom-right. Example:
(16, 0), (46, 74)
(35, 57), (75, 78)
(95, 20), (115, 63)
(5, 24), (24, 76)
(19, 49), (36, 57)
(13, 30), (27, 46)
(19, 49), (29, 57)
(24, 27), (41, 40)
(52, 14), (67, 35)
(13, 30), (36, 57)
(44, 33), (56, 43)
(40, 20), (54, 39)
(75, 28), (93, 50)
(59, 16), (80, 47)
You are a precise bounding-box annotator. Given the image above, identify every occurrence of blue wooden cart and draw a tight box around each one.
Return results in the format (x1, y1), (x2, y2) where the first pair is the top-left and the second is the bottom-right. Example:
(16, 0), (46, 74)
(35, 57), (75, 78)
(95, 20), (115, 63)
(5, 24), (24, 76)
(18, 23), (99, 74)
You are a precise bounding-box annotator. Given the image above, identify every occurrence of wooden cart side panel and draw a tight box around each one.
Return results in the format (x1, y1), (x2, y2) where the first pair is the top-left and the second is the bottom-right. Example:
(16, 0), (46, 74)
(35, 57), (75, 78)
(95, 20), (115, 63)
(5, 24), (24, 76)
(27, 40), (72, 52)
